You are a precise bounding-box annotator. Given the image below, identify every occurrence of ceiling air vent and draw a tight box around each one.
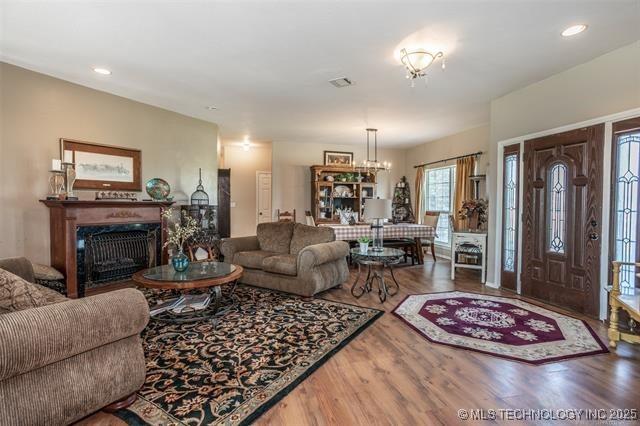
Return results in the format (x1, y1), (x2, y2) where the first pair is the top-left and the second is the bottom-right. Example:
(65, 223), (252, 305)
(328, 77), (354, 88)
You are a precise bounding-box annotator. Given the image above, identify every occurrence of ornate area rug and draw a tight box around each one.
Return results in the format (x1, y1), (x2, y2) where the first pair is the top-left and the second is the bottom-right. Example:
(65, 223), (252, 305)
(393, 291), (608, 364)
(115, 285), (381, 425)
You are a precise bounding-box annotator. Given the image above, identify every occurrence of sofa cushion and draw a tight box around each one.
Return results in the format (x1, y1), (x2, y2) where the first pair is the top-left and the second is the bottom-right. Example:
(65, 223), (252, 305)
(0, 268), (49, 314)
(233, 250), (276, 270)
(262, 254), (298, 276)
(290, 223), (336, 255)
(257, 222), (295, 253)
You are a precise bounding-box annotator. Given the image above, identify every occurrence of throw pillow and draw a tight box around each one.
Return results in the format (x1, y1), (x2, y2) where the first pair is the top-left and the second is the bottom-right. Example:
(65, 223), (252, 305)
(0, 268), (48, 314)
(32, 263), (64, 281)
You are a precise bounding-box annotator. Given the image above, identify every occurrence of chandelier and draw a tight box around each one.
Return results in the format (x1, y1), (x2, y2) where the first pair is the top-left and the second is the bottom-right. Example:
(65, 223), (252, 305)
(360, 128), (391, 175)
(400, 48), (445, 87)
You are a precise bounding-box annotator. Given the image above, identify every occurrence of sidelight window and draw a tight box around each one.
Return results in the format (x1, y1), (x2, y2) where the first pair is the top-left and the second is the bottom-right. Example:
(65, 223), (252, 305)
(614, 130), (639, 295)
(503, 154), (518, 271)
(547, 163), (567, 254)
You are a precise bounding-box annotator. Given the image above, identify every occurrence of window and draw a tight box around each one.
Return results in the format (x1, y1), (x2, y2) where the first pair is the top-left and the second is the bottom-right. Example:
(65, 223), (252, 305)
(425, 166), (455, 245)
(502, 153), (518, 272)
(547, 162), (567, 254)
(613, 128), (639, 295)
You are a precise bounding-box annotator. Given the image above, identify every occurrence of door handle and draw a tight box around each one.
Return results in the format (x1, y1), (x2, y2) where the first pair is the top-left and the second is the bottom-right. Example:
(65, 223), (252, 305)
(589, 232), (599, 241)
(259, 212), (263, 216)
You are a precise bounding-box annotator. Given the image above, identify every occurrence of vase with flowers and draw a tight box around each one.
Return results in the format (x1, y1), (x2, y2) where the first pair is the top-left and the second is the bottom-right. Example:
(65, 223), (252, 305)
(162, 208), (199, 272)
(458, 199), (488, 231)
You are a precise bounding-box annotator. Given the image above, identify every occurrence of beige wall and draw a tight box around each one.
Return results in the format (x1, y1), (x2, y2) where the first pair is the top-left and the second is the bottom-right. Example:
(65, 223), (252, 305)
(485, 41), (640, 284)
(0, 62), (219, 263)
(221, 143), (272, 237)
(272, 141), (406, 222)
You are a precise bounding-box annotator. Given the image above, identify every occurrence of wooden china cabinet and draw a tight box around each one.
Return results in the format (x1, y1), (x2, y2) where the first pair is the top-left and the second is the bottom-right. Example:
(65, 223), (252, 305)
(310, 165), (377, 224)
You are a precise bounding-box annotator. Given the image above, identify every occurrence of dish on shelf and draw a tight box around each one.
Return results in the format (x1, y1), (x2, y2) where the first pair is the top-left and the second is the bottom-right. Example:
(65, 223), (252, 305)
(332, 185), (352, 198)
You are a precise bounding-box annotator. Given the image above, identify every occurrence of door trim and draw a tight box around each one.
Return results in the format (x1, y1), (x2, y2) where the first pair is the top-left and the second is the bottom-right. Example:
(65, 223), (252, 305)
(494, 106), (640, 319)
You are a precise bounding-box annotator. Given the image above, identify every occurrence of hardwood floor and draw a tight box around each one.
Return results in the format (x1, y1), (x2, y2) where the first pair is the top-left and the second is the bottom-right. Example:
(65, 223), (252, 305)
(81, 259), (640, 425)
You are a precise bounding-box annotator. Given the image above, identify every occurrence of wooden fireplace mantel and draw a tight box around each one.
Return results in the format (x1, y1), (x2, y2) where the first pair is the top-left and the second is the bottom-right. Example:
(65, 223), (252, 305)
(40, 199), (174, 298)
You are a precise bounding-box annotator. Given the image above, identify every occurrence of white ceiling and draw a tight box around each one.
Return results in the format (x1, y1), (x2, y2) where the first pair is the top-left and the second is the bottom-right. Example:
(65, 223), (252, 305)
(2, 1), (639, 148)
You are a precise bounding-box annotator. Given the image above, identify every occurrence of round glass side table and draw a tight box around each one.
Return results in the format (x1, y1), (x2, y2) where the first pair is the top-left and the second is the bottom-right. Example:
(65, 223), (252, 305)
(350, 247), (404, 303)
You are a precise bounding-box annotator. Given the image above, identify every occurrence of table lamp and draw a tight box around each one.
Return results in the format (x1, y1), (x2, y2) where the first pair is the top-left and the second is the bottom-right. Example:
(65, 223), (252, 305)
(364, 198), (392, 252)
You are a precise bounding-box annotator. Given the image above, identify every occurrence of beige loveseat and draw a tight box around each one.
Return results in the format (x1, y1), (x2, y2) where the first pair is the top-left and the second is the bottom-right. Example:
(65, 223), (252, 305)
(220, 222), (349, 297)
(0, 257), (149, 425)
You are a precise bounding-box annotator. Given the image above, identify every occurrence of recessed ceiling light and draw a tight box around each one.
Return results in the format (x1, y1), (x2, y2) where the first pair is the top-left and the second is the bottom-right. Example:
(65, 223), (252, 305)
(93, 67), (111, 75)
(205, 106), (217, 110)
(562, 24), (587, 37)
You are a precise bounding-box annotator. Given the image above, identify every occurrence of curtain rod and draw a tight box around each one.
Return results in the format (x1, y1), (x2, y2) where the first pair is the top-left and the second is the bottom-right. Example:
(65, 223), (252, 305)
(413, 151), (483, 169)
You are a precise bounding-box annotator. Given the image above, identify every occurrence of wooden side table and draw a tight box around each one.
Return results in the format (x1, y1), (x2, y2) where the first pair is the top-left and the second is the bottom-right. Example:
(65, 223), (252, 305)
(451, 231), (487, 283)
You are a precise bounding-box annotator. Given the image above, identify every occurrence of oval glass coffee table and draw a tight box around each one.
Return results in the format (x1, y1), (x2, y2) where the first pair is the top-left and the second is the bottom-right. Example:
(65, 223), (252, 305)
(132, 261), (243, 323)
(350, 247), (404, 303)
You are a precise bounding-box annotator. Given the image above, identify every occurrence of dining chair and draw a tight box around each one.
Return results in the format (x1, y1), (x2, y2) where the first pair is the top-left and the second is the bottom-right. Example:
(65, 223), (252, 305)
(421, 211), (440, 261)
(276, 209), (296, 222)
(305, 210), (316, 226)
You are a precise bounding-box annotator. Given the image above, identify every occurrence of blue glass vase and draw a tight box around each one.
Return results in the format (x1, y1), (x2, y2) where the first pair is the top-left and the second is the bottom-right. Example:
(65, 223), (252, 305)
(171, 250), (190, 272)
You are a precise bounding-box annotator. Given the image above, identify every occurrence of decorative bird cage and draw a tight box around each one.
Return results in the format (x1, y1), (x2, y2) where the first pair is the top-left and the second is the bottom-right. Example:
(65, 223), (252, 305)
(190, 168), (209, 206)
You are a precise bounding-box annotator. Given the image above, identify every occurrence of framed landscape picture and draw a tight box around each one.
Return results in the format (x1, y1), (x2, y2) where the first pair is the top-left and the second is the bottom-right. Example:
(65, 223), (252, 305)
(60, 138), (142, 191)
(324, 150), (353, 166)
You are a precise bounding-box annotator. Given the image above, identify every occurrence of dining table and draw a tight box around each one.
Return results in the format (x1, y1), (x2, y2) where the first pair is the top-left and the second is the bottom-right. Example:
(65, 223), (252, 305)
(319, 223), (437, 264)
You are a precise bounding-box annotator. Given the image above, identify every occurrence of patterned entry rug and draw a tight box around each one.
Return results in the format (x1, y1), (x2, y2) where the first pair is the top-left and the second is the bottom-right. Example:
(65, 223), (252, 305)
(393, 291), (608, 364)
(115, 285), (382, 425)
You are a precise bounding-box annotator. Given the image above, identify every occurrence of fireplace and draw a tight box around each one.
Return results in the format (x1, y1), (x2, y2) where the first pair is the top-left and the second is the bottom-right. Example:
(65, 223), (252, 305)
(77, 224), (161, 290)
(41, 200), (172, 298)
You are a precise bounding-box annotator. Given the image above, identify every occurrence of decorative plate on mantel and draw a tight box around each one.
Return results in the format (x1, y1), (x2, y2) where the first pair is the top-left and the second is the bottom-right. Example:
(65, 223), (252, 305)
(145, 178), (171, 201)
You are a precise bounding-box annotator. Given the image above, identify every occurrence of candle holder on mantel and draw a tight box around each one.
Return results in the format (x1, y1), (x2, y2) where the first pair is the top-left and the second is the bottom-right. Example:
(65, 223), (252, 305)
(47, 170), (66, 200)
(62, 162), (78, 200)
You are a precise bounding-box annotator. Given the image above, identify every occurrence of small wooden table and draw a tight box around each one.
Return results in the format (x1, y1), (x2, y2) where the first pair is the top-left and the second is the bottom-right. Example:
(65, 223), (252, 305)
(608, 261), (640, 348)
(132, 261), (243, 323)
(451, 231), (487, 283)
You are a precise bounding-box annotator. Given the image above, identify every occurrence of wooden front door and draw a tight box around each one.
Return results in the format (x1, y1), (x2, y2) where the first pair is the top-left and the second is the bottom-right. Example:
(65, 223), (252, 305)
(522, 125), (604, 317)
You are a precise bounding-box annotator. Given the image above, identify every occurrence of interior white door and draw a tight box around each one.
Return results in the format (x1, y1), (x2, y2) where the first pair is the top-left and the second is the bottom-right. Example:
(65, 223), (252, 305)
(257, 172), (272, 224)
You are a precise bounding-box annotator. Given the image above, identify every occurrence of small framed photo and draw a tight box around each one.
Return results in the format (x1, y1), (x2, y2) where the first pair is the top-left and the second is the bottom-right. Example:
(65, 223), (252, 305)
(324, 151), (353, 166)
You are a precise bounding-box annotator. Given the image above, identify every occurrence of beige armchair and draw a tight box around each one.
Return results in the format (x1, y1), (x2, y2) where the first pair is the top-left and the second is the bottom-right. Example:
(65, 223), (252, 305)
(0, 257), (149, 425)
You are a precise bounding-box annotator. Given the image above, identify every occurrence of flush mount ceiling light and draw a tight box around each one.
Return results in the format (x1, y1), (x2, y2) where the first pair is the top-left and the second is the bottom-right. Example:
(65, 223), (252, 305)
(400, 48), (445, 87)
(242, 136), (251, 152)
(93, 67), (111, 75)
(328, 77), (354, 88)
(562, 24), (587, 37)
(205, 106), (217, 110)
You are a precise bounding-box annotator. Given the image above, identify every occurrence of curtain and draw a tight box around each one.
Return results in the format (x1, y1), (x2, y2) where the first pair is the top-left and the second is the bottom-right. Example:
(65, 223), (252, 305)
(414, 167), (425, 223)
(453, 156), (476, 230)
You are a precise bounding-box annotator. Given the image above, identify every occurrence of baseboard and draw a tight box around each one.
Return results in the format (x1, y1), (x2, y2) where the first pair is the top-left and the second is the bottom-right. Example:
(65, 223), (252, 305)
(485, 281), (499, 289)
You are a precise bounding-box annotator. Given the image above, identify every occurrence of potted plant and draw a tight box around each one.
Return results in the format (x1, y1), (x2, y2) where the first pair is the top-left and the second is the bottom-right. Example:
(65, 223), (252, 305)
(162, 208), (199, 272)
(357, 236), (371, 253)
